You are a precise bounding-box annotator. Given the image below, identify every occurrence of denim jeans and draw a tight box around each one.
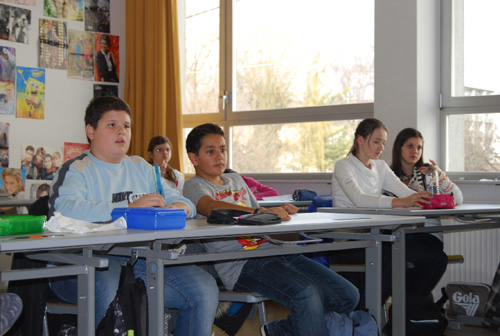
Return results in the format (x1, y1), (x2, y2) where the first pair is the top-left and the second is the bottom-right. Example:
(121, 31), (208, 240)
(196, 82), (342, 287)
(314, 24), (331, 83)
(233, 254), (359, 336)
(50, 255), (218, 336)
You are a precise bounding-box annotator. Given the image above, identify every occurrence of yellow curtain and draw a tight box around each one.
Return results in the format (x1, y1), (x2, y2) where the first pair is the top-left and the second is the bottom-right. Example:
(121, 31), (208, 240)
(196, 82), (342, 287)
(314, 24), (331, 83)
(125, 0), (184, 171)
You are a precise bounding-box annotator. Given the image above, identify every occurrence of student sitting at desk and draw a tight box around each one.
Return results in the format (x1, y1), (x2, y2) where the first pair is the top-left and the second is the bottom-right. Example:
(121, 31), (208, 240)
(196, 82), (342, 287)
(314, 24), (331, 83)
(331, 118), (431, 302)
(390, 127), (463, 297)
(184, 123), (359, 336)
(48, 96), (218, 335)
(224, 168), (279, 200)
(147, 135), (184, 194)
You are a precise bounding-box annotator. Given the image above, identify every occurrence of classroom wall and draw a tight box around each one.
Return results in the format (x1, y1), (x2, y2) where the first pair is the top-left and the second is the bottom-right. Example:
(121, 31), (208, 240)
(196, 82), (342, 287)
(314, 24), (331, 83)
(1, 0), (126, 169)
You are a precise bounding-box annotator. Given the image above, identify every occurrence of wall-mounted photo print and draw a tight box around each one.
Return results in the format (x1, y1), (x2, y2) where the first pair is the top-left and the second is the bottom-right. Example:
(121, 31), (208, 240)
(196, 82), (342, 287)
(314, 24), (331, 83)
(16, 67), (45, 119)
(0, 4), (31, 44)
(94, 33), (118, 83)
(84, 0), (109, 33)
(64, 142), (89, 161)
(39, 18), (68, 70)
(44, 0), (83, 21)
(0, 46), (16, 115)
(68, 29), (94, 80)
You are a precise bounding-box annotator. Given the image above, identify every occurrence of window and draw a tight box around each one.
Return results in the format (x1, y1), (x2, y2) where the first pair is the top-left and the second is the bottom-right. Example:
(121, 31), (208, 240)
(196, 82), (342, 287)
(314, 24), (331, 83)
(180, 0), (374, 174)
(441, 0), (500, 175)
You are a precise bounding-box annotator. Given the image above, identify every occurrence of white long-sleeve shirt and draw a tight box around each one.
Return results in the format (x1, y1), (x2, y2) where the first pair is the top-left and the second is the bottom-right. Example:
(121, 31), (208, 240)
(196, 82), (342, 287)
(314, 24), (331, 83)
(332, 153), (415, 208)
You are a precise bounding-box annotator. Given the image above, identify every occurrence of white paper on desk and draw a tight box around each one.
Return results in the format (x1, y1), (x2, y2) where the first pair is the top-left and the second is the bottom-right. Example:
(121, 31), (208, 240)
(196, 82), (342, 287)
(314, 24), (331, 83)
(261, 194), (293, 202)
(45, 212), (127, 234)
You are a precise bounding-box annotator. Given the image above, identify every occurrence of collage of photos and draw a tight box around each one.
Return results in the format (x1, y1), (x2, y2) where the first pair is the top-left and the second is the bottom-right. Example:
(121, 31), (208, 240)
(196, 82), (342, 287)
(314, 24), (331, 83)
(0, 0), (117, 120)
(0, 141), (90, 209)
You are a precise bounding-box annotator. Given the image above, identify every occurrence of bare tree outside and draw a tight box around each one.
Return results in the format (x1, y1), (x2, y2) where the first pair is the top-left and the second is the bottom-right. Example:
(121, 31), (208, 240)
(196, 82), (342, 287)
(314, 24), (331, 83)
(183, 0), (374, 173)
(464, 115), (500, 171)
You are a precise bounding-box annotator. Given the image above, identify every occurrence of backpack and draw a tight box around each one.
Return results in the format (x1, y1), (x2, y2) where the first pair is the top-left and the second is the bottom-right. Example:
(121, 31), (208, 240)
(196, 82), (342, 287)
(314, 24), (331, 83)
(383, 295), (448, 336)
(445, 282), (490, 321)
(325, 309), (378, 336)
(96, 262), (148, 336)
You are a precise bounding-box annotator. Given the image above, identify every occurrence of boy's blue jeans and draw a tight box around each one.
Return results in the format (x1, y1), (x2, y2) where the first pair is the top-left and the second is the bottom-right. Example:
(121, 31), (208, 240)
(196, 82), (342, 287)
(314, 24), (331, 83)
(50, 255), (218, 336)
(233, 254), (359, 336)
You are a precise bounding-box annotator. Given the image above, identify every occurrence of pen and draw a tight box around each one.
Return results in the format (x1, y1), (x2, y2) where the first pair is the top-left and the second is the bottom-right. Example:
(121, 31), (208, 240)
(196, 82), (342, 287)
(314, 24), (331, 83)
(154, 165), (166, 199)
(7, 235), (60, 240)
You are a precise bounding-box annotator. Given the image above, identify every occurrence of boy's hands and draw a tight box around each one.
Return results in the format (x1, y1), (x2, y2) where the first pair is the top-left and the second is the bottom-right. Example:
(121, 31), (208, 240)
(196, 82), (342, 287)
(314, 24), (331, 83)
(129, 193), (166, 208)
(259, 203), (298, 221)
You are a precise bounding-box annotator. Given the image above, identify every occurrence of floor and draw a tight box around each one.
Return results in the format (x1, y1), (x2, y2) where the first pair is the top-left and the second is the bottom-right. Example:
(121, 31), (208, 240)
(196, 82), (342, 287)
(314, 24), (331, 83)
(211, 301), (499, 336)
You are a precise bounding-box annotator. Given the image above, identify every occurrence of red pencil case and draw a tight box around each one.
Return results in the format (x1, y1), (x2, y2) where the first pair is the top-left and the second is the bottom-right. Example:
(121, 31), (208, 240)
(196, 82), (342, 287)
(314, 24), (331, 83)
(421, 194), (455, 209)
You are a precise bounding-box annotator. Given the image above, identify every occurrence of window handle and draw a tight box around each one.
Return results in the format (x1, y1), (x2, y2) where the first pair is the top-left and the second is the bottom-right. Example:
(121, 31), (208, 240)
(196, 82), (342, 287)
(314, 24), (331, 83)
(219, 90), (232, 111)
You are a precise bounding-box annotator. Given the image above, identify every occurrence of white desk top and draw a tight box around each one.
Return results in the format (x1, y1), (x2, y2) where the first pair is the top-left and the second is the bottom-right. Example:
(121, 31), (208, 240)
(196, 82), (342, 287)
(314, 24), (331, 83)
(0, 199), (35, 208)
(319, 203), (500, 217)
(0, 212), (425, 253)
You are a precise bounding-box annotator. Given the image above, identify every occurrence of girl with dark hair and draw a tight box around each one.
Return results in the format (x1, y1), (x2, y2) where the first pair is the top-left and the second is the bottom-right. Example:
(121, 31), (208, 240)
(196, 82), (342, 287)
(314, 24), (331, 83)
(148, 136), (184, 194)
(390, 127), (462, 203)
(389, 128), (464, 297)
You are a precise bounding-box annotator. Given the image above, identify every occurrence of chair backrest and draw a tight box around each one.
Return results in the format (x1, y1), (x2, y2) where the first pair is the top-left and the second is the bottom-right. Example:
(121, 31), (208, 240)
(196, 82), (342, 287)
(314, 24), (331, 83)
(307, 194), (333, 212)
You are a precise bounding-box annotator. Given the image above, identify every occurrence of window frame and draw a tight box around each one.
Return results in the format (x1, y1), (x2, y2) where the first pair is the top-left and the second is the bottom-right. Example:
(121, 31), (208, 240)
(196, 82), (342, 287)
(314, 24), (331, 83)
(440, 0), (500, 179)
(181, 0), (374, 176)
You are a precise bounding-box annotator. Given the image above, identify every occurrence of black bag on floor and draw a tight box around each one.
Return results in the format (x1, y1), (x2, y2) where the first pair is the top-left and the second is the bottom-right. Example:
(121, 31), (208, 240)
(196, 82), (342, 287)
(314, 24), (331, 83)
(383, 295), (448, 336)
(96, 262), (148, 336)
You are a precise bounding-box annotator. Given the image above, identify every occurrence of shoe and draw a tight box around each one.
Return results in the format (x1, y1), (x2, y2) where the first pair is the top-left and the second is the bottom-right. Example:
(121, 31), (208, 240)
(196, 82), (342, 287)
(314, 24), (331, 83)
(0, 293), (23, 335)
(260, 324), (269, 336)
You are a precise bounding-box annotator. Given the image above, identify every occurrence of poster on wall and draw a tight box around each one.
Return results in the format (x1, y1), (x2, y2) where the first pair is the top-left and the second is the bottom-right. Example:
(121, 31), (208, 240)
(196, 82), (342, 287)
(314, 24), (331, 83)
(93, 83), (117, 97)
(94, 33), (118, 83)
(0, 167), (26, 199)
(21, 144), (62, 180)
(84, 0), (109, 33)
(0, 122), (8, 167)
(15, 66), (45, 119)
(0, 46), (16, 115)
(0, 3), (31, 44)
(67, 29), (93, 80)
(64, 142), (89, 161)
(44, 0), (83, 21)
(1, 1), (36, 6)
(39, 18), (68, 70)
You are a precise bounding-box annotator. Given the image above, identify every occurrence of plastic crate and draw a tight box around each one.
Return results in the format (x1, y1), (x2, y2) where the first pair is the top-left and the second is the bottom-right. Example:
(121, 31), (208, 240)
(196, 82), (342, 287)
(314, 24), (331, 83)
(111, 208), (186, 230)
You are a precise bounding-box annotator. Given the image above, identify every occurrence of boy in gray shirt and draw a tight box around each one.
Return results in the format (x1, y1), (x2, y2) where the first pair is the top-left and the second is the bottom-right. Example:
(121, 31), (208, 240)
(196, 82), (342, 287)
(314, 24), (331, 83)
(184, 123), (359, 336)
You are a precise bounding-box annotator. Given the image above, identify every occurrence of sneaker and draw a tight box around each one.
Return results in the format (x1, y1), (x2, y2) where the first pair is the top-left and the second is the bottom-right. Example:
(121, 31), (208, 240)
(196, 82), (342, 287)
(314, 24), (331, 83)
(260, 324), (269, 336)
(0, 293), (23, 335)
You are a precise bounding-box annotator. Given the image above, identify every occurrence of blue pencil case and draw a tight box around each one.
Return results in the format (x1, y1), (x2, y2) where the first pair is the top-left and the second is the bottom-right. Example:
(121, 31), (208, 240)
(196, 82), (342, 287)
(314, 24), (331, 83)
(111, 208), (187, 230)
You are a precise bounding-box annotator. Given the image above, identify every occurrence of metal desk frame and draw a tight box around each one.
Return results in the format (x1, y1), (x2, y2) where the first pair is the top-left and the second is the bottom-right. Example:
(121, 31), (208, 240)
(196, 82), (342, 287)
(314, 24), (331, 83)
(320, 203), (500, 336)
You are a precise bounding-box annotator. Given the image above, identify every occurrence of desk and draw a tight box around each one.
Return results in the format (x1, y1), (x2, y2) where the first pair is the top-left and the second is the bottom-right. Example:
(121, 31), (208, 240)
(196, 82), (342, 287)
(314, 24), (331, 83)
(0, 213), (424, 336)
(0, 229), (156, 336)
(0, 198), (35, 208)
(107, 212), (424, 335)
(258, 199), (312, 208)
(320, 204), (500, 336)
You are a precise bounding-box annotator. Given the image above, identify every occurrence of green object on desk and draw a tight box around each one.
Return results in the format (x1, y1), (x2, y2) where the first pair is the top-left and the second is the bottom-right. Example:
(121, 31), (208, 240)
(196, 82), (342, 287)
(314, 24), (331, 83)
(0, 215), (46, 236)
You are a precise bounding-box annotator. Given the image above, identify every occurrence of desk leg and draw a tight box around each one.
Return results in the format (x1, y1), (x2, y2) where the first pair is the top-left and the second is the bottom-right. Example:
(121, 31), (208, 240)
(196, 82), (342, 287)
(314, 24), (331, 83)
(77, 265), (95, 336)
(365, 239), (382, 332)
(392, 229), (406, 336)
(147, 258), (164, 336)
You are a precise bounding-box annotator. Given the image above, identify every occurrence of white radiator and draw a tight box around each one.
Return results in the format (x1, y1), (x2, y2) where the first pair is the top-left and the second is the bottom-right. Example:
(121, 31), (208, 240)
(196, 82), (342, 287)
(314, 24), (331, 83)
(432, 219), (500, 299)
